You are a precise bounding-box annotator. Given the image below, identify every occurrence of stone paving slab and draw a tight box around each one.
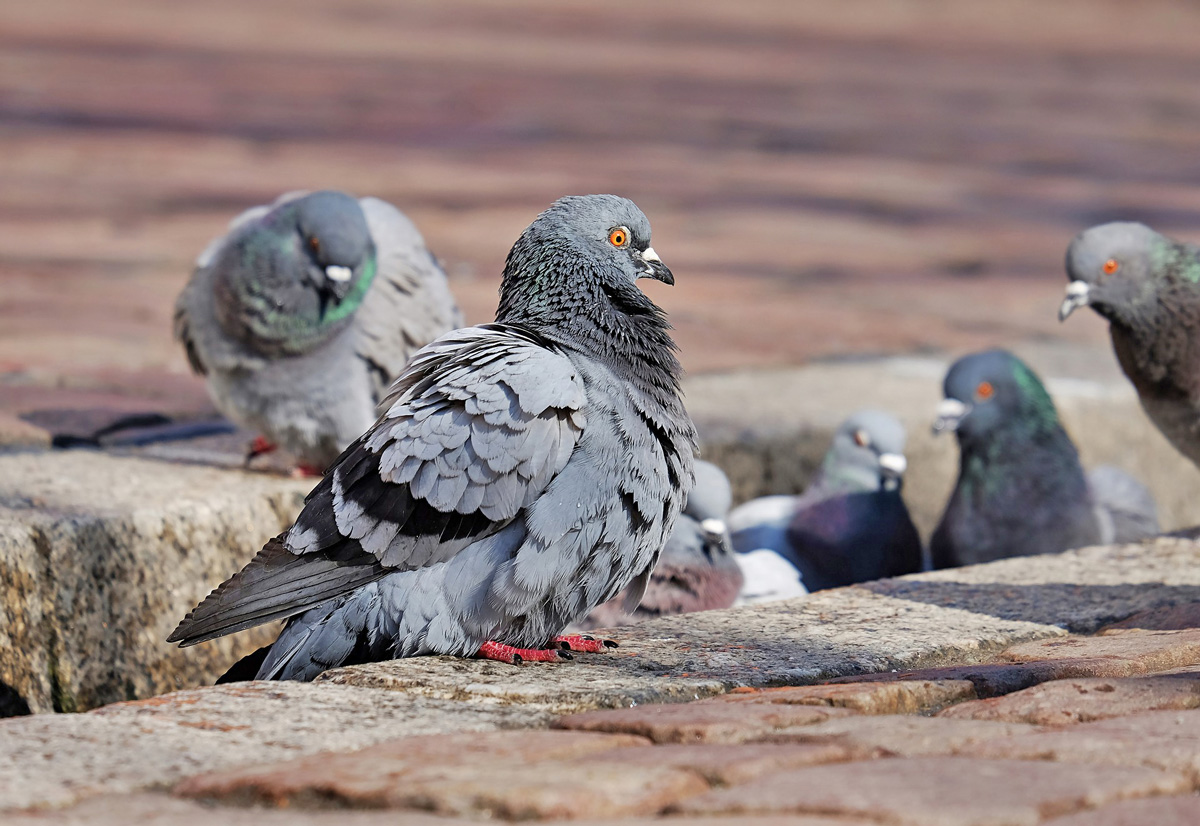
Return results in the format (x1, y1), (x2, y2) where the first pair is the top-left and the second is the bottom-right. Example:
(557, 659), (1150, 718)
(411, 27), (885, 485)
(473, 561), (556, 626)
(1044, 795), (1200, 825)
(674, 757), (1190, 825)
(938, 671), (1200, 725)
(708, 679), (977, 714)
(0, 451), (311, 714)
(962, 709), (1200, 782)
(175, 730), (709, 820)
(0, 682), (550, 811)
(760, 714), (1037, 757)
(555, 701), (856, 745)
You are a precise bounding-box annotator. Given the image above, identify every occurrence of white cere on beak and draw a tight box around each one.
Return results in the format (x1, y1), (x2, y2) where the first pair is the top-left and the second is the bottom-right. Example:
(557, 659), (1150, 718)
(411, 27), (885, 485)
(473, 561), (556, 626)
(700, 518), (727, 541)
(1059, 280), (1090, 322)
(933, 398), (970, 434)
(325, 265), (353, 282)
(877, 453), (908, 477)
(641, 246), (662, 264)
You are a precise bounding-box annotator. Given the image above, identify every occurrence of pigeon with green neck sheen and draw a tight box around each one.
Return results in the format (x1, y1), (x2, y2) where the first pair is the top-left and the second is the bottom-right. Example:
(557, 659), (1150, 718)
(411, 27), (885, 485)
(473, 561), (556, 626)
(580, 460), (742, 628)
(175, 190), (462, 472)
(931, 349), (1157, 569)
(168, 194), (696, 680)
(1061, 221), (1200, 468)
(728, 409), (922, 592)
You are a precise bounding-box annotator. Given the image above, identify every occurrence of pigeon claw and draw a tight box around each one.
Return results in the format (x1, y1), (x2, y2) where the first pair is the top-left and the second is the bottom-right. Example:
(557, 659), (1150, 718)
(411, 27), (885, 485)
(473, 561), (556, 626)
(554, 634), (618, 653)
(246, 436), (278, 462)
(478, 641), (569, 664)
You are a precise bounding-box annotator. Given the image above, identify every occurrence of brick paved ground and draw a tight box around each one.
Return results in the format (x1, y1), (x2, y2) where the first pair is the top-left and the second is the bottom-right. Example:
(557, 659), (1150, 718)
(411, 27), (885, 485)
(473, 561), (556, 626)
(8, 601), (1200, 824)
(7, 0), (1200, 430)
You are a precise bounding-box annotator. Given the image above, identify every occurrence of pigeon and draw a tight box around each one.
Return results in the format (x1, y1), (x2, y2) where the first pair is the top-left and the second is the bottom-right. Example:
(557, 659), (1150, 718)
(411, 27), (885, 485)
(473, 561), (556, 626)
(174, 190), (462, 472)
(580, 460), (743, 628)
(930, 349), (1158, 569)
(1061, 221), (1200, 468)
(168, 194), (697, 680)
(727, 409), (922, 592)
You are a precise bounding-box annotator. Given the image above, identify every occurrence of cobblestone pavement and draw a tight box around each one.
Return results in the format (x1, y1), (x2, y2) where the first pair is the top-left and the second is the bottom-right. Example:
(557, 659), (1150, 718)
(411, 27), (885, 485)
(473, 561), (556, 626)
(6, 542), (1200, 824)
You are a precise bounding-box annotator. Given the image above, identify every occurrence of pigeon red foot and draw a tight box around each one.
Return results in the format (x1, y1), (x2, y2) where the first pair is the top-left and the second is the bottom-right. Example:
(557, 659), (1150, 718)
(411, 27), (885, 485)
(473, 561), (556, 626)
(477, 635), (618, 664)
(246, 436), (277, 461)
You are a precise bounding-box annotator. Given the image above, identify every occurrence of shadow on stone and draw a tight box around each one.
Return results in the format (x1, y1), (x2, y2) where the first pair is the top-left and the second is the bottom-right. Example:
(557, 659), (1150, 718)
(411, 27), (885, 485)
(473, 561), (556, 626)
(0, 680), (31, 718)
(860, 579), (1200, 634)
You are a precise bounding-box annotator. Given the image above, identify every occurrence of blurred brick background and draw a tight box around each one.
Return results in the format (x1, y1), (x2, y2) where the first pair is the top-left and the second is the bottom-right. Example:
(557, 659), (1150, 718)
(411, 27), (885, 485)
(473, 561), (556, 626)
(4, 0), (1200, 422)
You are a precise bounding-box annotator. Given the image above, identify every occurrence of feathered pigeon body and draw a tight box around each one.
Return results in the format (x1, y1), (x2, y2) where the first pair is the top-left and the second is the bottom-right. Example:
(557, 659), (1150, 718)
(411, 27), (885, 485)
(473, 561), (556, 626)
(1062, 222), (1200, 467)
(175, 190), (462, 470)
(581, 460), (743, 628)
(170, 195), (696, 681)
(728, 410), (922, 592)
(931, 349), (1157, 569)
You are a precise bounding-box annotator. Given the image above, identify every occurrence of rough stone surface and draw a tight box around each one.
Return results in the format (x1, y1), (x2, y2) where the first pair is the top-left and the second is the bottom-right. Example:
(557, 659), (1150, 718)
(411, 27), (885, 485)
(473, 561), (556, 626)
(963, 709), (1200, 782)
(1103, 601), (1200, 632)
(759, 713), (1035, 757)
(708, 680), (977, 715)
(0, 681), (552, 811)
(577, 742), (854, 786)
(175, 730), (709, 820)
(675, 757), (1190, 824)
(938, 671), (1200, 725)
(1044, 795), (1200, 825)
(0, 452), (311, 714)
(555, 701), (855, 745)
(861, 540), (1200, 634)
(5, 794), (468, 825)
(1001, 629), (1200, 674)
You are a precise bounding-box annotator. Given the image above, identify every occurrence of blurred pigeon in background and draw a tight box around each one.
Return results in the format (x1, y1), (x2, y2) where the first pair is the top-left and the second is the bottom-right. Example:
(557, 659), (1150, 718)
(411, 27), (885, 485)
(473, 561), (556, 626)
(1061, 221), (1200, 469)
(728, 409), (922, 592)
(580, 460), (743, 628)
(931, 349), (1158, 569)
(169, 194), (696, 680)
(175, 190), (462, 473)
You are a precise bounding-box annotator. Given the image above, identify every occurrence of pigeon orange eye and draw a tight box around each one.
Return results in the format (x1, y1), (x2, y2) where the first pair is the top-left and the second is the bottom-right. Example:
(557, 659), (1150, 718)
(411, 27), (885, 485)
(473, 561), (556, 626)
(309, 237), (321, 253)
(1103, 258), (1119, 275)
(975, 381), (994, 401)
(853, 429), (871, 447)
(608, 228), (629, 247)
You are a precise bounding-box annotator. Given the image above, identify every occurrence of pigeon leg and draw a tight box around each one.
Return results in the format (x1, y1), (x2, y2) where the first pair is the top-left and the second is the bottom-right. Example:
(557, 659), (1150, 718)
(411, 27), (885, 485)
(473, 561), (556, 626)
(292, 463), (326, 478)
(246, 436), (278, 463)
(554, 634), (619, 653)
(477, 641), (570, 664)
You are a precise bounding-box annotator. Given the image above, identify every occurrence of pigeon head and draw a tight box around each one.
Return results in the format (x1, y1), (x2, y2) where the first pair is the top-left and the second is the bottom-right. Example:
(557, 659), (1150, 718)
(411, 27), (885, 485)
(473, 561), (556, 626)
(1061, 222), (1200, 325)
(213, 190), (378, 356)
(496, 194), (674, 331)
(685, 460), (733, 523)
(821, 409), (909, 493)
(293, 191), (376, 305)
(934, 350), (1058, 447)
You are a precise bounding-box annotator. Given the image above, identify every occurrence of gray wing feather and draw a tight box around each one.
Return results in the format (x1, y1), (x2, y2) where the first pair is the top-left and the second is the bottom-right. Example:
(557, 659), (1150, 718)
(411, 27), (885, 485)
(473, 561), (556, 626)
(354, 197), (463, 399)
(169, 325), (586, 648)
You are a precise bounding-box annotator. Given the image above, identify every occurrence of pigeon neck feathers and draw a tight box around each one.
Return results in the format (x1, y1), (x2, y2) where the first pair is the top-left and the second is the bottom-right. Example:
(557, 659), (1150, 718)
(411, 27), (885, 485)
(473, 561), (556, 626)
(494, 198), (685, 399)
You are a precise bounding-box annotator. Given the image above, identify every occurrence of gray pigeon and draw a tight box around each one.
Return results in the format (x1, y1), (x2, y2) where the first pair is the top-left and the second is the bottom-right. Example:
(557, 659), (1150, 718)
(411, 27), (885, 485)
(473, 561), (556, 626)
(580, 460), (742, 628)
(169, 194), (696, 679)
(1061, 221), (1200, 468)
(931, 349), (1158, 569)
(728, 409), (922, 591)
(175, 190), (462, 472)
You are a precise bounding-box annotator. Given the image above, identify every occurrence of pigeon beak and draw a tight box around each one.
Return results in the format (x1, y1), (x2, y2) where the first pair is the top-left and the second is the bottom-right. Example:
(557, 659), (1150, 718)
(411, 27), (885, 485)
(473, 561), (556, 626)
(325, 265), (353, 283)
(699, 517), (727, 543)
(877, 452), (908, 480)
(932, 398), (970, 435)
(1059, 281), (1090, 322)
(638, 247), (675, 285)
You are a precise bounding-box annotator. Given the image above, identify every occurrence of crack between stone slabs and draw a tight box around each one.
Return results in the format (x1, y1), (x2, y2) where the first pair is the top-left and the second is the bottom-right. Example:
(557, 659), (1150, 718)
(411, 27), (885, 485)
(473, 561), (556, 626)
(30, 523), (76, 714)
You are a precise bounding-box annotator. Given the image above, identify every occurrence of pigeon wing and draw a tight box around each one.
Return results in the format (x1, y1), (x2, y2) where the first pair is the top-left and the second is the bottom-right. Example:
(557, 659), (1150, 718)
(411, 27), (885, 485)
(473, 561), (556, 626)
(168, 324), (586, 647)
(354, 197), (464, 399)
